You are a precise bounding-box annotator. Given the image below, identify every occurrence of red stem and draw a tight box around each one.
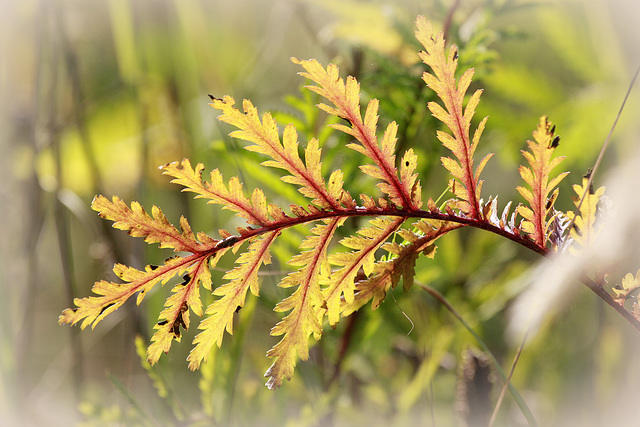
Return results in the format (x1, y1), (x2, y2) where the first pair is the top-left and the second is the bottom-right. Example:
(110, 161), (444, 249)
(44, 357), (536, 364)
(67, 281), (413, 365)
(209, 207), (546, 256)
(199, 206), (640, 333)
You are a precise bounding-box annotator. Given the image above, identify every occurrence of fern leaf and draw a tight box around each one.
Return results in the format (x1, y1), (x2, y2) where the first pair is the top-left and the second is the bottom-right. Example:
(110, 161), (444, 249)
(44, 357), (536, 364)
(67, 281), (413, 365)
(147, 257), (213, 364)
(59, 11), (640, 394)
(322, 217), (405, 326)
(59, 197), (219, 330)
(162, 159), (271, 226)
(415, 16), (491, 220)
(187, 231), (279, 370)
(209, 96), (347, 210)
(292, 58), (420, 210)
(516, 116), (568, 248)
(91, 195), (203, 252)
(566, 174), (606, 248)
(343, 220), (458, 316)
(264, 217), (344, 388)
(59, 255), (207, 330)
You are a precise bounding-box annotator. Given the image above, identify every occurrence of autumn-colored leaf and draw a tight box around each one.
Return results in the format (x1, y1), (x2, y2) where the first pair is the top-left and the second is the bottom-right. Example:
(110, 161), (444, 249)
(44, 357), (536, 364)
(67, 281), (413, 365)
(59, 197), (219, 331)
(264, 218), (344, 388)
(163, 159), (271, 226)
(566, 173), (606, 248)
(187, 231), (279, 370)
(415, 16), (491, 220)
(293, 57), (420, 210)
(343, 220), (460, 316)
(516, 116), (568, 249)
(209, 96), (349, 210)
(60, 12), (640, 396)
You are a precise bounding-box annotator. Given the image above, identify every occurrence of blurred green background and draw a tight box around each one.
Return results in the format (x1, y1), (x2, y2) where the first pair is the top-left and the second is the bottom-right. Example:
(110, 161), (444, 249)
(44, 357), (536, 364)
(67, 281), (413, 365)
(2, 0), (640, 426)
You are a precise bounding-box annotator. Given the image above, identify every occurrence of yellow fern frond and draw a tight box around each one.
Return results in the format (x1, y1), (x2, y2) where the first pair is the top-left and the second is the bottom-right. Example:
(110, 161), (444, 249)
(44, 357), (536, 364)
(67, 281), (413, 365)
(516, 116), (568, 248)
(264, 217), (344, 388)
(147, 258), (213, 364)
(293, 58), (420, 210)
(210, 96), (348, 210)
(61, 12), (638, 395)
(566, 174), (605, 248)
(187, 231), (279, 370)
(415, 16), (491, 219)
(163, 159), (271, 227)
(321, 217), (405, 326)
(59, 197), (219, 330)
(343, 220), (460, 315)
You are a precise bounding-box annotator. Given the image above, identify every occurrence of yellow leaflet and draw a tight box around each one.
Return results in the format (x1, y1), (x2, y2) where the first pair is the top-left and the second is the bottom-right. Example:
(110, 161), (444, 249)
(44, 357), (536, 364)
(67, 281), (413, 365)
(163, 159), (270, 226)
(59, 255), (209, 331)
(516, 116), (568, 249)
(343, 220), (459, 316)
(91, 195), (201, 252)
(209, 96), (344, 211)
(293, 57), (419, 209)
(264, 217), (344, 388)
(187, 231), (279, 370)
(416, 16), (489, 220)
(147, 257), (213, 364)
(321, 217), (405, 327)
(566, 175), (606, 248)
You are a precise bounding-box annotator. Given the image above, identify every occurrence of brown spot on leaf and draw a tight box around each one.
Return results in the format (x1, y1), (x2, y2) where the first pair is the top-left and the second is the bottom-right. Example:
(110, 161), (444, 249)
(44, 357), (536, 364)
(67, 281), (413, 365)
(180, 274), (191, 286)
